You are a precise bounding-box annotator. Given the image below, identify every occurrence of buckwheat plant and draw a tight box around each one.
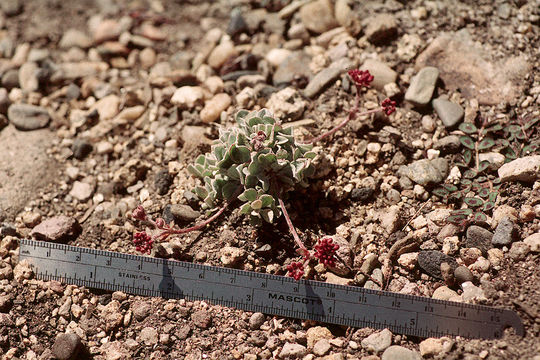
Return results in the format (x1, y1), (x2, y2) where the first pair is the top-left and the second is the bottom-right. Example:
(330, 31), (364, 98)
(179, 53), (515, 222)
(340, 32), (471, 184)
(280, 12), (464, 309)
(132, 69), (397, 279)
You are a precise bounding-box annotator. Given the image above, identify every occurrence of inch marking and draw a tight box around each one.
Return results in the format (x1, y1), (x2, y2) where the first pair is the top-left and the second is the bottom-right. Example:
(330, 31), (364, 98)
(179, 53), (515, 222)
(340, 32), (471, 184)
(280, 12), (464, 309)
(19, 239), (523, 339)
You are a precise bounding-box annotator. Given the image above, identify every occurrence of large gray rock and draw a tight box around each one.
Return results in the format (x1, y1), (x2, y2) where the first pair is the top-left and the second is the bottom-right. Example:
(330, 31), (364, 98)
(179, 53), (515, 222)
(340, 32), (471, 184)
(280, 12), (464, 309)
(405, 67), (439, 106)
(400, 158), (448, 186)
(7, 104), (50, 131)
(432, 98), (464, 128)
(498, 155), (540, 183)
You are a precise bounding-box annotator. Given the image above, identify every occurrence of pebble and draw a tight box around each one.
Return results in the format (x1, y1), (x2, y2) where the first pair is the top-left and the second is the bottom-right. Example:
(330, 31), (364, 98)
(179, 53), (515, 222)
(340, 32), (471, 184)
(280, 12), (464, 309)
(265, 48), (292, 67)
(432, 286), (459, 301)
(171, 86), (205, 109)
(465, 225), (493, 256)
(266, 87), (307, 120)
(524, 233), (540, 253)
(379, 205), (402, 234)
(273, 51), (312, 86)
(404, 67), (439, 106)
(51, 332), (82, 360)
(220, 246), (246, 267)
(279, 342), (307, 358)
(1, 0), (22, 16)
(461, 281), (487, 302)
(131, 300), (152, 321)
(487, 248), (504, 267)
(432, 98), (464, 128)
(91, 94), (120, 120)
(307, 326), (333, 348)
(72, 139), (93, 159)
(400, 158), (448, 186)
(304, 58), (354, 98)
(381, 345), (421, 360)
(508, 242), (530, 261)
(421, 115), (436, 133)
(7, 103), (50, 131)
(313, 339), (332, 356)
(249, 312), (265, 330)
(13, 259), (33, 281)
(168, 204), (200, 222)
(226, 8), (248, 37)
(200, 93), (231, 123)
(138, 327), (159, 346)
(454, 265), (474, 284)
(208, 41), (237, 69)
(417, 251), (458, 280)
(191, 309), (212, 328)
(360, 59), (398, 91)
(154, 169), (172, 195)
(361, 329), (392, 353)
(419, 338), (453, 357)
(204, 76), (224, 94)
(299, 0), (338, 34)
(498, 155), (540, 183)
(139, 47), (157, 69)
(50, 61), (109, 82)
(59, 29), (92, 49)
(492, 205), (519, 228)
(140, 23), (166, 41)
(30, 216), (81, 242)
(0, 294), (13, 312)
(18, 61), (39, 92)
(22, 211), (41, 227)
(364, 14), (398, 45)
(469, 257), (490, 273)
(351, 187), (374, 202)
(0, 88), (9, 114)
(0, 261), (13, 280)
(492, 217), (518, 246)
(69, 181), (94, 201)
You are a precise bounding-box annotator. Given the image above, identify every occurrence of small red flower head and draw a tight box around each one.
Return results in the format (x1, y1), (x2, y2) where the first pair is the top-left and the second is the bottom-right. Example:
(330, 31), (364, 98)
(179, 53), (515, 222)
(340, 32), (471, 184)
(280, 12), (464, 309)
(313, 237), (339, 268)
(155, 218), (166, 229)
(348, 69), (374, 88)
(381, 98), (397, 115)
(132, 205), (147, 221)
(287, 261), (304, 281)
(133, 231), (153, 254)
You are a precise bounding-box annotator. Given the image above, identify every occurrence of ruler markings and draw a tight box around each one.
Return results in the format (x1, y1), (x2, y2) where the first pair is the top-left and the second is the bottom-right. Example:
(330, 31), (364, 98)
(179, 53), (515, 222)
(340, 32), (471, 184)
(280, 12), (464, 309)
(19, 239), (523, 339)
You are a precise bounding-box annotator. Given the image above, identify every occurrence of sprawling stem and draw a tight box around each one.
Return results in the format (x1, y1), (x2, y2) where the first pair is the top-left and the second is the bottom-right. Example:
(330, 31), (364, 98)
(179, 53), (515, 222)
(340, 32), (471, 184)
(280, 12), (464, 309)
(278, 197), (309, 258)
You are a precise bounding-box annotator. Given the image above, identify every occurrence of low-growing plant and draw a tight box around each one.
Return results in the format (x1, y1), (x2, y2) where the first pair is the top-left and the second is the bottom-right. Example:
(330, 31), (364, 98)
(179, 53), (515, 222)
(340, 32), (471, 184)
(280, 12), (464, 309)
(433, 113), (539, 226)
(132, 69), (397, 279)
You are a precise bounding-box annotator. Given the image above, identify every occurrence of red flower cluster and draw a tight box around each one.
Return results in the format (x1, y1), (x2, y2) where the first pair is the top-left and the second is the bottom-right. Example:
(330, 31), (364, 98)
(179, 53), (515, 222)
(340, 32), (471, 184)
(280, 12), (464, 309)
(313, 237), (339, 267)
(348, 69), (374, 88)
(132, 205), (147, 221)
(381, 98), (397, 115)
(286, 261), (304, 280)
(250, 130), (267, 151)
(133, 231), (153, 254)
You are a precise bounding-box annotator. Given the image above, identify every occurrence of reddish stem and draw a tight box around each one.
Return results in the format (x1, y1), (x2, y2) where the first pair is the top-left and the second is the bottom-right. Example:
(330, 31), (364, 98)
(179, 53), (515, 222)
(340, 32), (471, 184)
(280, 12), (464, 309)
(278, 197), (309, 258)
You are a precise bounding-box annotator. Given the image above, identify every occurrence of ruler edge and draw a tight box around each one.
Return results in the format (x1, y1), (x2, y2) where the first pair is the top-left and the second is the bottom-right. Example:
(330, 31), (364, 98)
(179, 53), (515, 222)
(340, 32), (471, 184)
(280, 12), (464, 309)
(18, 238), (525, 338)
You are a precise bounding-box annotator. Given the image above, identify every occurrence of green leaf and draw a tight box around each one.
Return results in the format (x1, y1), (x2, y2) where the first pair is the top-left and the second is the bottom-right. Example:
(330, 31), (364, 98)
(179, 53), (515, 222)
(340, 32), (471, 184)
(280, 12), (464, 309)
(247, 116), (263, 127)
(259, 194), (274, 208)
(478, 160), (490, 173)
(222, 182), (238, 200)
(251, 199), (263, 210)
(194, 186), (208, 199)
(505, 124), (521, 133)
(229, 145), (251, 163)
(460, 179), (472, 186)
(258, 153), (277, 166)
(476, 176), (487, 183)
(488, 192), (499, 203)
(523, 116), (539, 130)
(444, 184), (459, 192)
(483, 201), (495, 212)
(463, 169), (477, 179)
(478, 138), (495, 150)
(187, 164), (202, 177)
(496, 139), (510, 148)
(303, 151), (317, 159)
(459, 123), (478, 134)
(477, 188), (490, 198)
(515, 131), (527, 140)
(522, 143), (539, 155)
(503, 147), (517, 160)
(451, 208), (473, 216)
(245, 175), (258, 187)
(464, 197), (483, 207)
(276, 148), (289, 159)
(484, 123), (503, 133)
(463, 149), (472, 165)
(433, 188), (449, 197)
(236, 110), (249, 122)
(448, 214), (467, 224)
(240, 203), (252, 214)
(472, 212), (487, 222)
(460, 136), (475, 150)
(238, 188), (257, 202)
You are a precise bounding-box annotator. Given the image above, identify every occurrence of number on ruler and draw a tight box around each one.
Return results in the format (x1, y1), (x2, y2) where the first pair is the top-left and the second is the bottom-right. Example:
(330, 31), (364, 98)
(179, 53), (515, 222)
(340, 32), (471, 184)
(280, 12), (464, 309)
(76, 254), (81, 262)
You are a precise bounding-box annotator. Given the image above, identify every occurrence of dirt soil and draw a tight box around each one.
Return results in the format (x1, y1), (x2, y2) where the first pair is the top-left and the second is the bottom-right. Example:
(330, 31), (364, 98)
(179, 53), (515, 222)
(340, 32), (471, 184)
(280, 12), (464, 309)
(0, 0), (539, 359)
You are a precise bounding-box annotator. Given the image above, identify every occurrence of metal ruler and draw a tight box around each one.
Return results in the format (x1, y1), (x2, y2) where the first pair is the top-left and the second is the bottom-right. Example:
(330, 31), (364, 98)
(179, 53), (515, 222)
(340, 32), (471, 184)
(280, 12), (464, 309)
(19, 239), (524, 339)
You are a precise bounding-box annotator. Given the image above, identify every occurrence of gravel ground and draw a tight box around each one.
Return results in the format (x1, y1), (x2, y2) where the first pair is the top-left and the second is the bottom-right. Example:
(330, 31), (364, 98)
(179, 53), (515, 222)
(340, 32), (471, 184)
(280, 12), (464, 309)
(0, 0), (539, 359)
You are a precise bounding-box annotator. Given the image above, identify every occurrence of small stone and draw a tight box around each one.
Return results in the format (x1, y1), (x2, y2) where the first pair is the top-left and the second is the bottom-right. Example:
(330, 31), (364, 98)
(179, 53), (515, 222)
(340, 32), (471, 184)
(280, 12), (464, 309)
(397, 253), (417, 271)
(304, 58), (354, 98)
(402, 158), (448, 186)
(265, 48), (292, 67)
(351, 187), (374, 202)
(454, 265), (474, 284)
(69, 181), (93, 201)
(498, 155), (540, 183)
(487, 248), (504, 267)
(140, 23), (166, 41)
(469, 257), (490, 273)
(132, 300), (152, 321)
(432, 286), (459, 301)
(361, 328), (392, 353)
(461, 281), (487, 302)
(460, 247), (482, 266)
(478, 152), (506, 170)
(417, 251), (458, 280)
(139, 47), (156, 69)
(60, 29), (92, 49)
(492, 205), (519, 228)
(440, 262), (455, 286)
(360, 59), (398, 91)
(325, 272), (352, 286)
(266, 87), (307, 121)
(381, 346), (421, 360)
(204, 76), (224, 94)
(91, 94), (120, 120)
(18, 62), (39, 92)
(364, 14), (398, 45)
(432, 98), (464, 128)
(0, 261), (13, 280)
(31, 216), (81, 242)
(524, 233), (540, 253)
(22, 211), (41, 228)
(208, 41), (237, 69)
(220, 246), (246, 267)
(307, 326), (333, 349)
(96, 141), (113, 154)
(465, 226), (493, 256)
(421, 116), (436, 133)
(51, 332), (82, 360)
(154, 169), (172, 195)
(405, 67), (439, 106)
(72, 139), (93, 159)
(168, 204), (200, 222)
(7, 103), (50, 131)
(0, 294), (13, 312)
(226, 8), (248, 37)
(171, 86), (205, 109)
(379, 205), (402, 234)
(299, 0), (338, 34)
(280, 343), (307, 358)
(13, 259), (33, 281)
(138, 327), (159, 346)
(191, 310), (212, 329)
(273, 51), (312, 86)
(492, 217), (518, 246)
(508, 241), (530, 261)
(200, 93), (231, 123)
(313, 339), (331, 356)
(419, 338), (451, 358)
(249, 312), (265, 330)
